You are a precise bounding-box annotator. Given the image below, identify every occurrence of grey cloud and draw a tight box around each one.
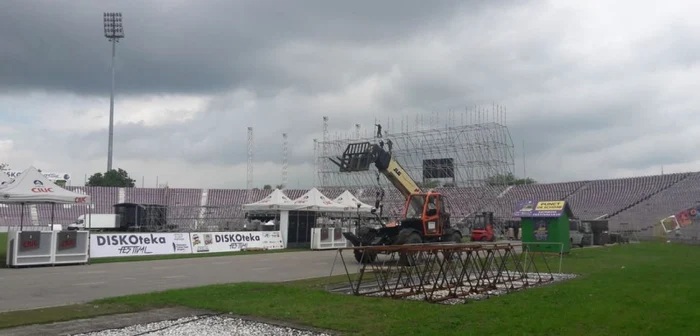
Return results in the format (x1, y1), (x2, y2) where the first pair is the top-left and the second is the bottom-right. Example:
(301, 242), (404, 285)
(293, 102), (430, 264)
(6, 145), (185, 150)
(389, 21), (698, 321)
(4, 0), (700, 186)
(0, 0), (494, 97)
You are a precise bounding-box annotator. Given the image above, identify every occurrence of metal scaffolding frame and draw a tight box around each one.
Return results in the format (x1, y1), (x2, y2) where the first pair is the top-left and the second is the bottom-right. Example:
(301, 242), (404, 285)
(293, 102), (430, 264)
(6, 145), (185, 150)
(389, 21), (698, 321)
(315, 105), (516, 190)
(165, 205), (249, 232)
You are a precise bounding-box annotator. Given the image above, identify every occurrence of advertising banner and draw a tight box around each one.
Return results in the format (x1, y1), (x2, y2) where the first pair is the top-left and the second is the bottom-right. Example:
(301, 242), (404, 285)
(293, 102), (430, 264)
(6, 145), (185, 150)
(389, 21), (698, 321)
(19, 231), (42, 252)
(513, 200), (567, 218)
(56, 231), (77, 251)
(89, 232), (193, 258)
(674, 207), (699, 228)
(54, 230), (89, 265)
(2, 170), (71, 181)
(190, 231), (284, 254)
(533, 219), (548, 241)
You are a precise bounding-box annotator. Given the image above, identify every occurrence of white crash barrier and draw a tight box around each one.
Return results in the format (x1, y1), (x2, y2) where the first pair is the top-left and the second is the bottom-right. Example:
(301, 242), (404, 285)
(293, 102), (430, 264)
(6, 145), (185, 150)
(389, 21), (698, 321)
(4, 230), (289, 266)
(310, 227), (355, 250)
(88, 231), (285, 258)
(5, 230), (90, 267)
(54, 230), (90, 265)
(190, 231), (284, 254)
(89, 232), (194, 258)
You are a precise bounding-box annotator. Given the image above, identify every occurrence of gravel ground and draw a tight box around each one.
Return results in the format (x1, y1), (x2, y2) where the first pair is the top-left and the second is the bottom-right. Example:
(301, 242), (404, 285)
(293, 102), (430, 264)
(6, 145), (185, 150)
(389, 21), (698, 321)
(72, 314), (332, 336)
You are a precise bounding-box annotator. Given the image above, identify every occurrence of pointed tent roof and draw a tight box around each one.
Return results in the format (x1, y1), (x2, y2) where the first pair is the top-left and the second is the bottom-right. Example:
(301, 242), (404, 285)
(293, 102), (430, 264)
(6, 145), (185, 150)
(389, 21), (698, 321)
(290, 188), (350, 212)
(0, 166), (91, 204)
(242, 188), (295, 211)
(0, 172), (10, 186)
(333, 190), (374, 213)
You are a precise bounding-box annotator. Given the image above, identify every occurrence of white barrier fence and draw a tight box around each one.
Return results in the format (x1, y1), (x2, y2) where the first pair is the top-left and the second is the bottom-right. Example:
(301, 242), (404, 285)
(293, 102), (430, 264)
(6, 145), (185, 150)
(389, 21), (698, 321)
(89, 232), (194, 258)
(189, 231), (284, 254)
(5, 230), (286, 267)
(310, 227), (355, 250)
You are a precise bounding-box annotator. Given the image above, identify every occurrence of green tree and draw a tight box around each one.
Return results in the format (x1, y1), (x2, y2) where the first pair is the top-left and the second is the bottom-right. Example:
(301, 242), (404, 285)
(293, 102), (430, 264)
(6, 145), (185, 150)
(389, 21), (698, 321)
(87, 168), (136, 187)
(263, 184), (272, 190)
(487, 172), (537, 186)
(275, 184), (285, 189)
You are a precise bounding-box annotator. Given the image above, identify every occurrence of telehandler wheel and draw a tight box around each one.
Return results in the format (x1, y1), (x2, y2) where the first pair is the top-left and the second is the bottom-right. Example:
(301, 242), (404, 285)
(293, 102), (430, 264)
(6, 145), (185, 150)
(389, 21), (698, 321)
(448, 231), (462, 244)
(354, 249), (377, 264)
(405, 232), (422, 244)
(397, 231), (422, 266)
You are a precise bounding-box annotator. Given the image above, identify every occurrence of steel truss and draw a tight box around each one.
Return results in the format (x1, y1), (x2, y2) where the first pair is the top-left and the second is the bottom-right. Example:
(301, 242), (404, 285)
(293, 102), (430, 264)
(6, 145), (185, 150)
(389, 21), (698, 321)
(329, 242), (556, 304)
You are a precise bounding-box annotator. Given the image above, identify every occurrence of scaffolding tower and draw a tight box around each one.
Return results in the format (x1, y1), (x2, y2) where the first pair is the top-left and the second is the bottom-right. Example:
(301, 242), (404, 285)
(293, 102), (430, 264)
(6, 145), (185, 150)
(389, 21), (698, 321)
(315, 105), (515, 220)
(316, 105), (516, 189)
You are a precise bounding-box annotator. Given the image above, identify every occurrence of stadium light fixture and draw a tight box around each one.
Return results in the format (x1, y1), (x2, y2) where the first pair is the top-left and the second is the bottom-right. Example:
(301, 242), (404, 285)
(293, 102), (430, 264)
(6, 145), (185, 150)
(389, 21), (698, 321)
(103, 12), (125, 172)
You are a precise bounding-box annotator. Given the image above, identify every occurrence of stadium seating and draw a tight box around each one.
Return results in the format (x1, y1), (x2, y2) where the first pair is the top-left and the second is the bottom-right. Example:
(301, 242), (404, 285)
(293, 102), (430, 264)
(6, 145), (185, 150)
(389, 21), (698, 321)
(3, 171), (700, 233)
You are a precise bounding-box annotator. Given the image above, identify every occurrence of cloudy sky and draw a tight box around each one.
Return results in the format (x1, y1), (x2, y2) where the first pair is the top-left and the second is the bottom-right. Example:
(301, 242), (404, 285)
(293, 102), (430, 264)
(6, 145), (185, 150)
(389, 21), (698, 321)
(1, 0), (699, 189)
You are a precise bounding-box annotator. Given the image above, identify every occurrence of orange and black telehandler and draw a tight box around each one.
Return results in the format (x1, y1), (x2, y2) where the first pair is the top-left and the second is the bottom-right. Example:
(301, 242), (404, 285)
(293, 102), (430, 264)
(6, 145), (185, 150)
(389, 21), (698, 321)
(329, 141), (462, 264)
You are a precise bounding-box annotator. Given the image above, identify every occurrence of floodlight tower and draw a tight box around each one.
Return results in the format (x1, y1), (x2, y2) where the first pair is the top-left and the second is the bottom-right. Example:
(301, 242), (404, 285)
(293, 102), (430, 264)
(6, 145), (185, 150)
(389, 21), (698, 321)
(282, 133), (288, 189)
(322, 116), (329, 186)
(103, 12), (124, 172)
(313, 138), (318, 186)
(247, 127), (254, 190)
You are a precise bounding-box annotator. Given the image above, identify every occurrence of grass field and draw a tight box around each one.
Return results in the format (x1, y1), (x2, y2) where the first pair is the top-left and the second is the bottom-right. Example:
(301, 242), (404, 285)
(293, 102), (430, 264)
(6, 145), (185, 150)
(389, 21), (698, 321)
(3, 242), (700, 335)
(0, 232), (303, 267)
(0, 232), (6, 264)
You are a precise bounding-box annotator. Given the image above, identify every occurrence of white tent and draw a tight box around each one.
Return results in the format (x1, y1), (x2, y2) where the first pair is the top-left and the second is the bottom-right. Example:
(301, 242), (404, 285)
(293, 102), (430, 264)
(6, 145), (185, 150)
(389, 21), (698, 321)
(333, 190), (374, 213)
(0, 172), (10, 186)
(0, 166), (91, 204)
(242, 188), (295, 211)
(290, 187), (350, 212)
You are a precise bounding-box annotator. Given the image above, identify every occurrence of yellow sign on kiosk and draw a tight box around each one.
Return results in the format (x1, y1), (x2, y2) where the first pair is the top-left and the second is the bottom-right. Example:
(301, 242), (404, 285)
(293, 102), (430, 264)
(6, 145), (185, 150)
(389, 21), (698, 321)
(535, 201), (565, 211)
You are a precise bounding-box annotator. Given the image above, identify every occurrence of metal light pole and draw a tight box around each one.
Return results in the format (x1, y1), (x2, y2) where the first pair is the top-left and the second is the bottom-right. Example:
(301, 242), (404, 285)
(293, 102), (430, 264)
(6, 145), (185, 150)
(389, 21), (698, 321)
(103, 12), (124, 172)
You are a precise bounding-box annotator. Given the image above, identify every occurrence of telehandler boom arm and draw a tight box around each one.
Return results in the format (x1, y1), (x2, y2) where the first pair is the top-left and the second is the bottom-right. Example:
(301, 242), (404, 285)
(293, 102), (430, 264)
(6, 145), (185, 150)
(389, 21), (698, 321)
(329, 141), (421, 198)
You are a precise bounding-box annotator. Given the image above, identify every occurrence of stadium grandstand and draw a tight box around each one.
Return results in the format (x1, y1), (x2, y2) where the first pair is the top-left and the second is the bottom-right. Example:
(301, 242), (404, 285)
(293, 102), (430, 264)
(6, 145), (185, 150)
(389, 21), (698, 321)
(1, 171), (699, 239)
(2, 107), (697, 241)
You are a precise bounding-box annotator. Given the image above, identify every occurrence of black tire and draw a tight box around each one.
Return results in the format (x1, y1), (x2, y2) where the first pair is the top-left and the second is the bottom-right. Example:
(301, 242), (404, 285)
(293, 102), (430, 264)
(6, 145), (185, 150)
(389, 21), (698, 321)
(354, 249), (377, 264)
(404, 232), (422, 245)
(480, 236), (488, 242)
(397, 231), (422, 266)
(394, 228), (421, 245)
(353, 227), (378, 264)
(447, 231), (462, 244)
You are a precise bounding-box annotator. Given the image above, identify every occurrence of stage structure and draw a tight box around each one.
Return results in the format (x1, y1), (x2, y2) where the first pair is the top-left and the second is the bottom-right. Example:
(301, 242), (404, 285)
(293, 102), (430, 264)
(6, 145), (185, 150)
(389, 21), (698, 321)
(121, 204), (249, 233)
(118, 188), (252, 233)
(315, 105), (516, 217)
(166, 205), (249, 232)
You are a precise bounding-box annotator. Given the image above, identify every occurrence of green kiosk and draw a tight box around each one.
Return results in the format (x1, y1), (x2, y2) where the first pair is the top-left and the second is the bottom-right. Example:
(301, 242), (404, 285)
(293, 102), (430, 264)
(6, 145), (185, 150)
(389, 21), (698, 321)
(513, 200), (574, 253)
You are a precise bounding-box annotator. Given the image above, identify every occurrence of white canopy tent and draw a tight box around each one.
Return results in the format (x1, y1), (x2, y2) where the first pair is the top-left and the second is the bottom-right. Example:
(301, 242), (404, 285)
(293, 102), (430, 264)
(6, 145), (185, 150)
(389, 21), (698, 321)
(241, 188), (350, 249)
(0, 172), (10, 186)
(0, 166), (91, 229)
(289, 188), (350, 212)
(333, 190), (374, 213)
(241, 188), (295, 211)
